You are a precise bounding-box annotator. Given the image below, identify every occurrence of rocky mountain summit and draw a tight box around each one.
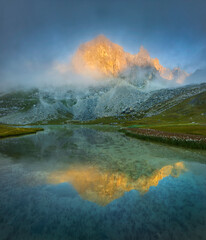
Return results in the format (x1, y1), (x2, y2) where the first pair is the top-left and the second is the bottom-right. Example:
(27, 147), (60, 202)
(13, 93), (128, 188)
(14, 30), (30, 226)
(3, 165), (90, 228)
(71, 35), (188, 84)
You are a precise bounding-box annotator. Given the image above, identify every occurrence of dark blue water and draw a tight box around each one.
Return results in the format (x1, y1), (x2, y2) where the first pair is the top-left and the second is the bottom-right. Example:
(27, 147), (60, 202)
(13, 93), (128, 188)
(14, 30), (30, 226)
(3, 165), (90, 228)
(0, 125), (206, 240)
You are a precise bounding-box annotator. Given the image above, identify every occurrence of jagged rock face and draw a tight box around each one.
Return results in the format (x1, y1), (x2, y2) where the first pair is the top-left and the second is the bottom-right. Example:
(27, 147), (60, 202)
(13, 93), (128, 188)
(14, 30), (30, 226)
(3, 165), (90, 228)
(71, 35), (188, 82)
(72, 35), (128, 78)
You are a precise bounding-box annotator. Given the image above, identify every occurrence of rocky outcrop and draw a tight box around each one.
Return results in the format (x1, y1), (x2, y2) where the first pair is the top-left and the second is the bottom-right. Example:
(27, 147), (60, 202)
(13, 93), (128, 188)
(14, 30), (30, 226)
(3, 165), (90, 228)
(71, 35), (188, 83)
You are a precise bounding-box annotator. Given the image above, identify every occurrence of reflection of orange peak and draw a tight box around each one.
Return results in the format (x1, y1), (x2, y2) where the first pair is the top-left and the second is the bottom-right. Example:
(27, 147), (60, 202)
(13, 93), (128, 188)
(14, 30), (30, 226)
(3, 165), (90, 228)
(48, 162), (186, 206)
(71, 35), (187, 81)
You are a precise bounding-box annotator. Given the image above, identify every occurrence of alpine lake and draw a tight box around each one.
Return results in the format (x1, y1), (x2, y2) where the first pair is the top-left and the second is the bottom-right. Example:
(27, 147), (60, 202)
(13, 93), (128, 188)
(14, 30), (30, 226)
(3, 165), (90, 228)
(0, 125), (206, 240)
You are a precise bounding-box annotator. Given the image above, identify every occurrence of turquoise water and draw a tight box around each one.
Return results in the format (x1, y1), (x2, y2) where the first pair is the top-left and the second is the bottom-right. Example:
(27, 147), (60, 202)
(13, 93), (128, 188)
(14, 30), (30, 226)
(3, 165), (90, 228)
(0, 125), (206, 240)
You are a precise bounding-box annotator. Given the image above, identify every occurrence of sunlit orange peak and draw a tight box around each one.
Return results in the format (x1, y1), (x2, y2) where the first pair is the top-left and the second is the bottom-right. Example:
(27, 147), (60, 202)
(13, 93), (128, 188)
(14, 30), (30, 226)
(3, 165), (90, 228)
(71, 35), (188, 82)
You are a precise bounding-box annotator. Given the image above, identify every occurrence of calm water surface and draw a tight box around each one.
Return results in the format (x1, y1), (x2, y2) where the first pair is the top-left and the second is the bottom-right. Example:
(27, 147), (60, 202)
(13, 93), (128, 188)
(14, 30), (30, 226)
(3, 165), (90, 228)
(0, 125), (206, 240)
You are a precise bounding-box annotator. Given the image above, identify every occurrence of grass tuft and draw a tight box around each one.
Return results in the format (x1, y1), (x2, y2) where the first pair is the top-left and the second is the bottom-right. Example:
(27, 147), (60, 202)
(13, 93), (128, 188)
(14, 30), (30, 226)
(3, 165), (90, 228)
(0, 124), (43, 139)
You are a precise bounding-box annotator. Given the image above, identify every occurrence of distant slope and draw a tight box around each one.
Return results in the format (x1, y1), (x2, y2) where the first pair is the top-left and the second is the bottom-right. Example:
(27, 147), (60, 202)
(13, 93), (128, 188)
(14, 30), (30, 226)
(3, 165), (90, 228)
(131, 90), (206, 126)
(0, 83), (205, 125)
(185, 68), (206, 84)
(0, 89), (73, 125)
(81, 88), (206, 130)
(121, 83), (206, 119)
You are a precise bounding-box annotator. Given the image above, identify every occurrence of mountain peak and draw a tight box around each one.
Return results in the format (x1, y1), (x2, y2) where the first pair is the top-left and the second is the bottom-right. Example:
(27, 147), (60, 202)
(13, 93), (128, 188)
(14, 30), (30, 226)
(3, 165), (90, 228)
(71, 35), (187, 83)
(93, 34), (110, 43)
(72, 35), (126, 77)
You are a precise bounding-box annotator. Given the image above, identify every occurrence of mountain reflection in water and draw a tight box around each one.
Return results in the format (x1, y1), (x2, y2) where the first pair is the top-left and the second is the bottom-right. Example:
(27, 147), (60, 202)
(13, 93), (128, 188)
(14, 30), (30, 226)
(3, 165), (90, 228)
(0, 126), (206, 240)
(48, 162), (186, 206)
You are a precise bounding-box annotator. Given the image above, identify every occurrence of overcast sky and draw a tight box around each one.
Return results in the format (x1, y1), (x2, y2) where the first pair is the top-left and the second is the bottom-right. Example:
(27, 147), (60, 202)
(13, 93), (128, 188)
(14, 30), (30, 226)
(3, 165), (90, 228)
(0, 0), (206, 88)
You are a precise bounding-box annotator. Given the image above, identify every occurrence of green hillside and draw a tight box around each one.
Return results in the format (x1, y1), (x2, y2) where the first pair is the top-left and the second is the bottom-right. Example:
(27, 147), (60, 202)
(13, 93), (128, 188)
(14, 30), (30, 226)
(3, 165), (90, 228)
(124, 91), (206, 135)
(76, 91), (206, 136)
(130, 90), (206, 126)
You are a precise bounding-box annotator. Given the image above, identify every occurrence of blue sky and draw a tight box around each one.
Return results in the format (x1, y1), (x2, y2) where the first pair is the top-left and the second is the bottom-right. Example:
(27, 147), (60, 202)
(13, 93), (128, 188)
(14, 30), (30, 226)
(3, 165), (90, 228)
(1, 0), (206, 87)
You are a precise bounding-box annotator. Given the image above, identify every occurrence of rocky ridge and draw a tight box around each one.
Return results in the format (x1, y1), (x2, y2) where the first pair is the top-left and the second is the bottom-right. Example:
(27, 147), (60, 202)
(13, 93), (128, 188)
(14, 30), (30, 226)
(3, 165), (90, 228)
(0, 82), (205, 124)
(71, 35), (188, 83)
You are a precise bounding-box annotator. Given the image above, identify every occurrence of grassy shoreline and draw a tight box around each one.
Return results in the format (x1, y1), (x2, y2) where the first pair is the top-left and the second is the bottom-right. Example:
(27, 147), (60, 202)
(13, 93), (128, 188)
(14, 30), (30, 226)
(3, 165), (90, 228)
(71, 119), (206, 150)
(121, 128), (206, 150)
(0, 124), (43, 139)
